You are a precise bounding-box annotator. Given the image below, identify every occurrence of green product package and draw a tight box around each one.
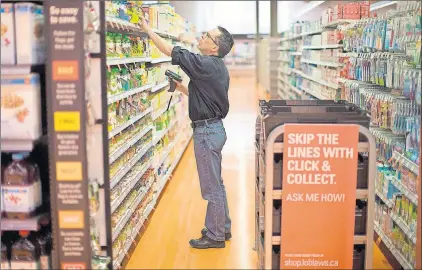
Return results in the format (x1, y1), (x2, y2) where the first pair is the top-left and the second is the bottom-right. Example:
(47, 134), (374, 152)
(122, 35), (132, 58)
(106, 32), (116, 58)
(115, 33), (123, 57)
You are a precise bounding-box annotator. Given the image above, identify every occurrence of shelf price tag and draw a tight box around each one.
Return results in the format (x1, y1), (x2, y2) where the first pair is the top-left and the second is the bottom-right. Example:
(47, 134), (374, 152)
(280, 124), (360, 269)
(45, 0), (92, 268)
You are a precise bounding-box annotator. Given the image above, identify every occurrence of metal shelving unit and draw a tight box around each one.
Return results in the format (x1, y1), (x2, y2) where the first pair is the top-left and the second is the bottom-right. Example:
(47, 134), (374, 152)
(255, 101), (375, 269)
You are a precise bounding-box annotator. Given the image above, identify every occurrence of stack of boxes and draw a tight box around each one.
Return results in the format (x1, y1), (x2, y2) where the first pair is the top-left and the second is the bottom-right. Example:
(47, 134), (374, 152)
(1, 2), (45, 65)
(323, 1), (370, 24)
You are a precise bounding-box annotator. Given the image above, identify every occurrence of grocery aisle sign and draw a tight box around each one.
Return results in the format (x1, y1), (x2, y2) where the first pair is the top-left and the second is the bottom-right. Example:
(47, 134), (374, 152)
(281, 124), (359, 269)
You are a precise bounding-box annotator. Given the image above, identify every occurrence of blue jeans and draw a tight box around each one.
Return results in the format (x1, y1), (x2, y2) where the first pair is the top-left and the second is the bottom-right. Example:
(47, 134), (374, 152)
(193, 120), (231, 241)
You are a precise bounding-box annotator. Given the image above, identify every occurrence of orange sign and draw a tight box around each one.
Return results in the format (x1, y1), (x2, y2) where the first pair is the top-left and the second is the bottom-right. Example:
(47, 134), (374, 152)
(281, 124), (359, 269)
(52, 61), (79, 81)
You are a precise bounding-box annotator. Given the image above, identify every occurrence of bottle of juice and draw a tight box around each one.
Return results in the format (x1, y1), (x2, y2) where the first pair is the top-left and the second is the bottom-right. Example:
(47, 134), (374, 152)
(10, 231), (40, 269)
(2, 153), (42, 219)
(1, 235), (10, 270)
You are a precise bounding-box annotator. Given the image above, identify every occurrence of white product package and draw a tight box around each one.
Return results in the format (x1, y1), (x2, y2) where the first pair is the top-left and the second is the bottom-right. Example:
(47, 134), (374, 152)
(15, 3), (46, 64)
(1, 3), (16, 65)
(1, 74), (42, 140)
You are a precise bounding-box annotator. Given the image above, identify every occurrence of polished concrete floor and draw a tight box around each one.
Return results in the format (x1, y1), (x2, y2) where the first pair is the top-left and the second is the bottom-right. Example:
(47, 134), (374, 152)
(126, 74), (391, 269)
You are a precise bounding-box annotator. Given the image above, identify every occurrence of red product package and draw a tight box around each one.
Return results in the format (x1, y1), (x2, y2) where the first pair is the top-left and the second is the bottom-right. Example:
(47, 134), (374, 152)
(360, 2), (370, 18)
(334, 4), (344, 20)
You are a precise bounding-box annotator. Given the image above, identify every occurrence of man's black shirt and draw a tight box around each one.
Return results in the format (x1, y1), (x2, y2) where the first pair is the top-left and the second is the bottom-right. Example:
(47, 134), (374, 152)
(171, 46), (230, 121)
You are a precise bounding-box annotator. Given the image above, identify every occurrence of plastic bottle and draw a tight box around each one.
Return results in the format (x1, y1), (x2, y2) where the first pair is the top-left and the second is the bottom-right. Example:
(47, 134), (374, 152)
(33, 233), (49, 270)
(1, 235), (10, 270)
(2, 153), (42, 219)
(34, 224), (51, 270)
(10, 231), (40, 269)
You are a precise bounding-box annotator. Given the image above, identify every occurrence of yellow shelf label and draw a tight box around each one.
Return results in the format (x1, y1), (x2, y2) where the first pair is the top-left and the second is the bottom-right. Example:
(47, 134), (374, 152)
(59, 211), (84, 229)
(56, 162), (82, 181)
(54, 111), (80, 132)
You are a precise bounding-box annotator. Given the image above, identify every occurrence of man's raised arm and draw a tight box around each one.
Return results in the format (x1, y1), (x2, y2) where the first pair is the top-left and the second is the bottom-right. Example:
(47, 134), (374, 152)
(139, 16), (174, 56)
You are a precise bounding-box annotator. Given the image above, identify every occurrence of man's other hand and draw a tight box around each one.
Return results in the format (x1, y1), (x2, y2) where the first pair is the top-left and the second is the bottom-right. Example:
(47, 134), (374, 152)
(168, 77), (182, 87)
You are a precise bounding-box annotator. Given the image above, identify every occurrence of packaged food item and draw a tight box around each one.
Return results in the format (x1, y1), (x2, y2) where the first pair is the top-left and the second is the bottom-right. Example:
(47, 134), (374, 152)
(15, 3), (45, 64)
(92, 255), (111, 270)
(10, 231), (40, 269)
(1, 74), (42, 140)
(1, 3), (16, 65)
(106, 32), (117, 58)
(1, 237), (10, 270)
(2, 152), (42, 219)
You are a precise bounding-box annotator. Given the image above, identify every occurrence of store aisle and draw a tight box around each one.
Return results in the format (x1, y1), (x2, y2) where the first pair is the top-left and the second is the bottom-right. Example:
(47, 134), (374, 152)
(125, 73), (392, 270)
(126, 74), (260, 269)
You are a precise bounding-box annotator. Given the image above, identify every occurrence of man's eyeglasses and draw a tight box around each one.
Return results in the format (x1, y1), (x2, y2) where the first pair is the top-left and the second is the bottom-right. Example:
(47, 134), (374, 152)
(202, 32), (218, 46)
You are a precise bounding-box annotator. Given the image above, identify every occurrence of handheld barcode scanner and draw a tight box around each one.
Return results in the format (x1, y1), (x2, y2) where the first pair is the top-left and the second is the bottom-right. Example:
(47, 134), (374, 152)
(165, 70), (183, 111)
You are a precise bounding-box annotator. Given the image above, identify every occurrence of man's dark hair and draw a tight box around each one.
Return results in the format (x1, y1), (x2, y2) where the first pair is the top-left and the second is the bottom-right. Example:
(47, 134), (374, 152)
(216, 26), (234, 58)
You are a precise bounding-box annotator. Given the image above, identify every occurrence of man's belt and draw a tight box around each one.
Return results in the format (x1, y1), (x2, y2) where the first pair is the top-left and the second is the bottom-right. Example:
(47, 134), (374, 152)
(191, 117), (221, 128)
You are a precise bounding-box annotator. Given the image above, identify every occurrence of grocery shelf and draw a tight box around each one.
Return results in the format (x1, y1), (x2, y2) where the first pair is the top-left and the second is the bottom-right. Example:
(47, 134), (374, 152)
(110, 141), (153, 189)
(323, 19), (358, 28)
(278, 76), (289, 85)
(109, 124), (153, 164)
(155, 133), (192, 196)
(290, 85), (303, 96)
(277, 58), (290, 63)
(151, 81), (169, 93)
(301, 59), (343, 68)
(390, 177), (418, 205)
(108, 108), (152, 139)
(277, 67), (291, 75)
(106, 16), (142, 32)
(289, 52), (302, 56)
(277, 47), (291, 51)
(1, 64), (44, 75)
(290, 68), (339, 89)
(302, 44), (343, 50)
(155, 140), (177, 170)
(389, 212), (417, 244)
(301, 86), (327, 100)
(0, 213), (49, 231)
(151, 120), (178, 146)
(277, 89), (286, 100)
(375, 190), (394, 208)
(112, 183), (151, 242)
(280, 29), (323, 42)
(111, 161), (151, 213)
(108, 84), (153, 105)
(392, 151), (419, 175)
(152, 99), (179, 120)
(107, 57), (152, 66)
(150, 57), (172, 64)
(374, 223), (414, 270)
(113, 201), (155, 269)
(0, 139), (37, 152)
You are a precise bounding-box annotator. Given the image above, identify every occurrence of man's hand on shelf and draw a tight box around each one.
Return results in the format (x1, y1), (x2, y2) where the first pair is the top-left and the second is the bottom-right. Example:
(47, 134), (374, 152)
(138, 15), (150, 33)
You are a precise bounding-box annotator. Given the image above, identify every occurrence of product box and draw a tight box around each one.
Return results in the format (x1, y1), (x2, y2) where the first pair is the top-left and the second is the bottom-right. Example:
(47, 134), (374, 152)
(1, 74), (42, 140)
(333, 4), (343, 21)
(1, 3), (16, 65)
(360, 2), (370, 19)
(15, 3), (45, 64)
